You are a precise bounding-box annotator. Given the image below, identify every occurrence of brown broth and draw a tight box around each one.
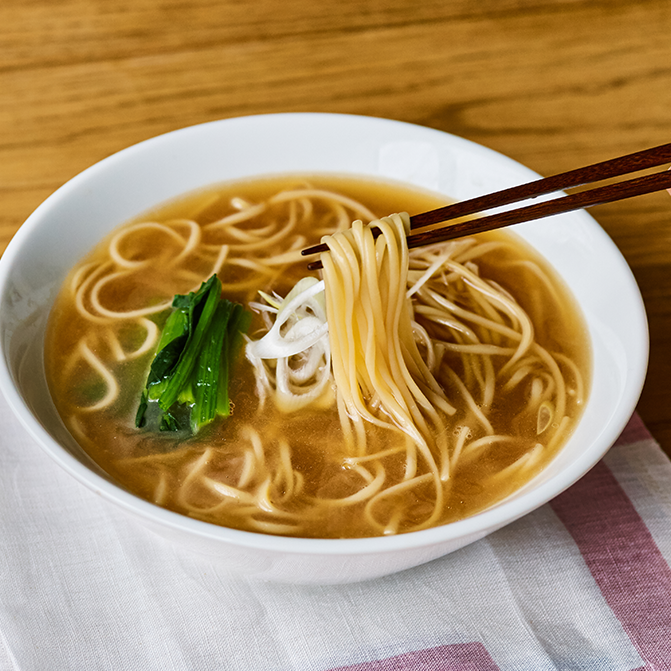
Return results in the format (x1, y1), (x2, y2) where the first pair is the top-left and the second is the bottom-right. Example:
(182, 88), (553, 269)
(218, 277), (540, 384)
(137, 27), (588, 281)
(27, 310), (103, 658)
(44, 174), (591, 538)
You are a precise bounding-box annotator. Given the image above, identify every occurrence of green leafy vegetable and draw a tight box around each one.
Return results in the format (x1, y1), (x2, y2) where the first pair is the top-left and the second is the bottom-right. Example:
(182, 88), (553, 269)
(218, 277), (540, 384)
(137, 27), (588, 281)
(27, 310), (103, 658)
(135, 274), (251, 434)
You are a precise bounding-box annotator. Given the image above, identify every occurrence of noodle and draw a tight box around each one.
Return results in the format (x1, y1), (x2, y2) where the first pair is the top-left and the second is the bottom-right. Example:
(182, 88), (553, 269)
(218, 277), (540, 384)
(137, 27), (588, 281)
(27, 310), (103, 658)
(44, 175), (590, 538)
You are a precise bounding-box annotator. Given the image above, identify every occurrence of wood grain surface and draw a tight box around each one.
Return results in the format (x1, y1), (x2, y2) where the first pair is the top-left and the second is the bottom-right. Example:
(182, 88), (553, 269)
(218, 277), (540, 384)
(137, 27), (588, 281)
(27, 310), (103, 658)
(2, 0), (671, 451)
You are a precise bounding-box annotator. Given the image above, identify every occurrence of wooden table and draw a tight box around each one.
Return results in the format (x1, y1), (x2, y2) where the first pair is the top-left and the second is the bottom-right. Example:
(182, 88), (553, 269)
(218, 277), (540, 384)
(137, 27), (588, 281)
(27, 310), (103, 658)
(2, 0), (671, 451)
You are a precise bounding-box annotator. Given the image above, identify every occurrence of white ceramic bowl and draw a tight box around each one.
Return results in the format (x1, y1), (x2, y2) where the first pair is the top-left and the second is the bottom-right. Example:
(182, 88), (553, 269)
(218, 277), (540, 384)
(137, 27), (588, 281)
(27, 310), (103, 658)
(0, 114), (648, 583)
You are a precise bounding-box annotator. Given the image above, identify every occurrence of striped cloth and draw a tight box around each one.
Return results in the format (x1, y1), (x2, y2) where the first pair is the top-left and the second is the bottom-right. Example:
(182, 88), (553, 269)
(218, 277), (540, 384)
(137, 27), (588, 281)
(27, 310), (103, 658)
(0, 398), (670, 670)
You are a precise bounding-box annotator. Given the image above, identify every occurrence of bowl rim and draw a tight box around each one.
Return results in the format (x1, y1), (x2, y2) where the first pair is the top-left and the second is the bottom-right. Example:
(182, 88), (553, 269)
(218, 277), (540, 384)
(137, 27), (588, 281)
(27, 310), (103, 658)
(0, 112), (650, 555)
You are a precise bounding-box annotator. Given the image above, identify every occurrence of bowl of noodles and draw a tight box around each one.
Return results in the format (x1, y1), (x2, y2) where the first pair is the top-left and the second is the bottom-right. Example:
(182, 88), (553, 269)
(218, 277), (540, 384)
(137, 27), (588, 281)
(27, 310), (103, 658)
(0, 113), (648, 583)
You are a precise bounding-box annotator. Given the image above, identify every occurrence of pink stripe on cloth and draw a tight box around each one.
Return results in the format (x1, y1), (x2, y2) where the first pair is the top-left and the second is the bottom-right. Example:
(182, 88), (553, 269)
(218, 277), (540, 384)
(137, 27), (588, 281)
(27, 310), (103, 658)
(615, 413), (651, 447)
(550, 460), (671, 670)
(327, 643), (499, 671)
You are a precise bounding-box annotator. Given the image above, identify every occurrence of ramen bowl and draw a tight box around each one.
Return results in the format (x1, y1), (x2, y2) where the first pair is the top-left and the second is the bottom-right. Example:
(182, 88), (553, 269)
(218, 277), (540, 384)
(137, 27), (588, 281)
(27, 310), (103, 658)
(0, 114), (648, 583)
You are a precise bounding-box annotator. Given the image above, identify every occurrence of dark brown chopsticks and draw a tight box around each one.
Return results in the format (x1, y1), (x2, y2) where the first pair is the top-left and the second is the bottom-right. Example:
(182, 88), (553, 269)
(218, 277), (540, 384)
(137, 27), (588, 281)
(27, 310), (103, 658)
(301, 142), (671, 270)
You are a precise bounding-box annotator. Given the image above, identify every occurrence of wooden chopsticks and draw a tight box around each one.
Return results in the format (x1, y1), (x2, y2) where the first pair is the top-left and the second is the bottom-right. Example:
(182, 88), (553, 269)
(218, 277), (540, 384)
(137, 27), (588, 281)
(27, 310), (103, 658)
(301, 142), (671, 270)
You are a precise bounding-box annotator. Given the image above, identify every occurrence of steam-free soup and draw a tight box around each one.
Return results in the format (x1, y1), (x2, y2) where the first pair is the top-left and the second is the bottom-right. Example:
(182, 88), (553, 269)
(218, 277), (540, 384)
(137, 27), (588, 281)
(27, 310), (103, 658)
(45, 175), (590, 538)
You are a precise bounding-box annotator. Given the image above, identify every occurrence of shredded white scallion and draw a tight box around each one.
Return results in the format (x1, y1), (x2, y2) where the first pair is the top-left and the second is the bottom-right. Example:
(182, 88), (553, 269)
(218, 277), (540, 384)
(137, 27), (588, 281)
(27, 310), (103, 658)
(246, 277), (333, 413)
(248, 278), (328, 360)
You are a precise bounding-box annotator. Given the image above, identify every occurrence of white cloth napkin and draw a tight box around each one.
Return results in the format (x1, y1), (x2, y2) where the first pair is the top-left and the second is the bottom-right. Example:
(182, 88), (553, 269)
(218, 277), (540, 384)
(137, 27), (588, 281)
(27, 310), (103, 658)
(2, 391), (671, 671)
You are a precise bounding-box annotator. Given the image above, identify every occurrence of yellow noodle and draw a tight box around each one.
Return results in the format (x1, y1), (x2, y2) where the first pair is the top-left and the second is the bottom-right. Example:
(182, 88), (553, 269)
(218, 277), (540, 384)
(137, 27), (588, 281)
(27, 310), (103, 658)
(77, 341), (119, 411)
(47, 178), (589, 539)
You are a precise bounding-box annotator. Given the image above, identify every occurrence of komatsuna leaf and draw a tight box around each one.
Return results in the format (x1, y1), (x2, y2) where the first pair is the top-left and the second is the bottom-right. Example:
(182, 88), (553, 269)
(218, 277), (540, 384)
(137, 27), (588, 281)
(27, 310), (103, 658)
(157, 276), (222, 412)
(135, 274), (251, 433)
